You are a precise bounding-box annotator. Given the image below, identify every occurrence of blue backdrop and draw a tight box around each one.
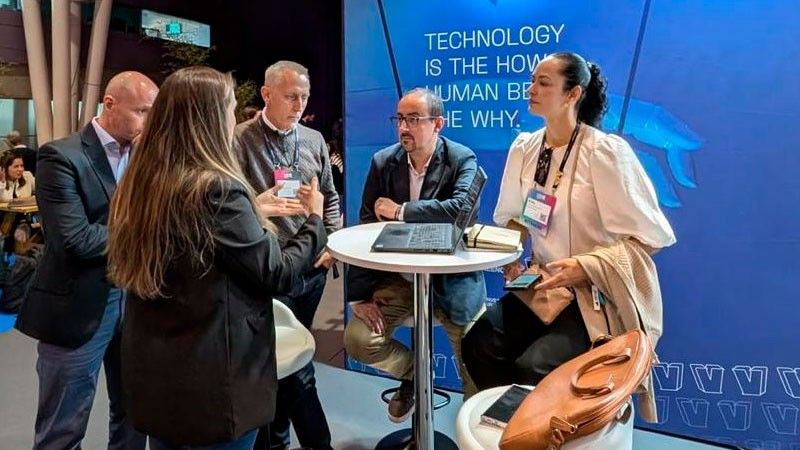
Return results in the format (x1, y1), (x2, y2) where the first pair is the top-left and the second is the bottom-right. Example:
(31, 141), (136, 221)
(343, 1), (800, 447)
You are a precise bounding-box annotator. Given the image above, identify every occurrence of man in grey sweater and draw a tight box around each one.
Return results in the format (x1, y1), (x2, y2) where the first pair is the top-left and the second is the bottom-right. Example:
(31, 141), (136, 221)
(232, 60), (339, 450)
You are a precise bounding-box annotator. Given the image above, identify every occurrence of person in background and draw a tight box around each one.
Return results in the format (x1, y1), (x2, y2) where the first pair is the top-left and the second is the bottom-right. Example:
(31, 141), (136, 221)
(5, 130), (37, 175)
(239, 105), (261, 123)
(108, 66), (327, 449)
(0, 150), (35, 201)
(327, 118), (344, 199)
(232, 60), (338, 450)
(462, 53), (675, 412)
(0, 150), (36, 259)
(14, 70), (157, 450)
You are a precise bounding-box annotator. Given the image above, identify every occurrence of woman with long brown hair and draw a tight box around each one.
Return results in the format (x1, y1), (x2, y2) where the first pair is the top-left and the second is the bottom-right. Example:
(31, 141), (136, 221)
(108, 66), (326, 449)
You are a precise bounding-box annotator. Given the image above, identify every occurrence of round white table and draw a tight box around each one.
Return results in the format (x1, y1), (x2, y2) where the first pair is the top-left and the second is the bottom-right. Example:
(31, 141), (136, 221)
(327, 221), (520, 450)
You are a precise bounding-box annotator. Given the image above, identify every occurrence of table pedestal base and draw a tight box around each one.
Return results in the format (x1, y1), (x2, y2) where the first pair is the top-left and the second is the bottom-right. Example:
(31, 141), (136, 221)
(375, 428), (458, 450)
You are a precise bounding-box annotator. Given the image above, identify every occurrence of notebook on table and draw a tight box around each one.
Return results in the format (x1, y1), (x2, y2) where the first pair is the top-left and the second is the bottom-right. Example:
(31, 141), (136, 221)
(371, 167), (486, 254)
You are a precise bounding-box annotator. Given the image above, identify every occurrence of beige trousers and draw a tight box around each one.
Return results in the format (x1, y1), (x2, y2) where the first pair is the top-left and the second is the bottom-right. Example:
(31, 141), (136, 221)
(343, 276), (480, 398)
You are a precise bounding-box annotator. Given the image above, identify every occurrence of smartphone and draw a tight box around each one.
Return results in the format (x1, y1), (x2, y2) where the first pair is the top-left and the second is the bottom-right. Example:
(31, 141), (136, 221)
(504, 273), (542, 291)
(480, 384), (533, 428)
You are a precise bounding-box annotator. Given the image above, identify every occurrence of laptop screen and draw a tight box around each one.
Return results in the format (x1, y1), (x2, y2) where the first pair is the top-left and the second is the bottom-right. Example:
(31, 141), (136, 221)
(452, 166), (487, 239)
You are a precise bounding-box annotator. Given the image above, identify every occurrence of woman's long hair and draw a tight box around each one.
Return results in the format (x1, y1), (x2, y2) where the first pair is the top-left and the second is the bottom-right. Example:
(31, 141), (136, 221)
(108, 66), (261, 299)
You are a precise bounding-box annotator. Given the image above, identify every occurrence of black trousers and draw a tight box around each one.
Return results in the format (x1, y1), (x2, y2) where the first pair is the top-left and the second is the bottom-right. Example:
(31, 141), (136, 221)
(255, 267), (332, 450)
(462, 293), (591, 390)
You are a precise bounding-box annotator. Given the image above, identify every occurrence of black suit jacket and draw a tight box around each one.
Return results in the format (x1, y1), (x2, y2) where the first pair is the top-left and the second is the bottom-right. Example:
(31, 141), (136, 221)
(16, 124), (119, 349)
(121, 182), (327, 445)
(347, 137), (487, 325)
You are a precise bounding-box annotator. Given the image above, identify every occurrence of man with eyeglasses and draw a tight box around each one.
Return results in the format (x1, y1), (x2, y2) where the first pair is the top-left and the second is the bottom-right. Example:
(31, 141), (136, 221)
(232, 60), (338, 450)
(344, 87), (487, 423)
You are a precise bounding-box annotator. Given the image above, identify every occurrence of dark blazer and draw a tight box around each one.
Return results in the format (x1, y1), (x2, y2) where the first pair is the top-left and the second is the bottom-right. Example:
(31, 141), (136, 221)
(348, 137), (487, 325)
(122, 182), (327, 446)
(16, 124), (118, 349)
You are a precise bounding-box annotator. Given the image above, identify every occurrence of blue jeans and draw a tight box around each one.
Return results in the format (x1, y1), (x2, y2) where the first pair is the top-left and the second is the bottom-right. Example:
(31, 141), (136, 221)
(149, 430), (258, 450)
(33, 288), (146, 450)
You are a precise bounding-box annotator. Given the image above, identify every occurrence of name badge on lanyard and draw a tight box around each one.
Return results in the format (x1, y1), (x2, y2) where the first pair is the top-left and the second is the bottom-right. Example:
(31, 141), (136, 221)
(261, 119), (302, 198)
(522, 190), (557, 236)
(274, 168), (301, 198)
(519, 122), (581, 237)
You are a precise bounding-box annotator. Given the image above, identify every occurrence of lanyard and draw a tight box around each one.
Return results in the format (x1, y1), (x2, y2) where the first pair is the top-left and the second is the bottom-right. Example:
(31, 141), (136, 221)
(259, 118), (300, 169)
(534, 121), (581, 193)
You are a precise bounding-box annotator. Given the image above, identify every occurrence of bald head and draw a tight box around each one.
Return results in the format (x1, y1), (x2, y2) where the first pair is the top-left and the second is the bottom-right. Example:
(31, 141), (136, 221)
(105, 71), (157, 99)
(98, 71), (158, 146)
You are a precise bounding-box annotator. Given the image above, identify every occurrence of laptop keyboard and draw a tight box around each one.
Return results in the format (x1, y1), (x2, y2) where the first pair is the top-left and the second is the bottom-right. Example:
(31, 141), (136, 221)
(408, 224), (449, 248)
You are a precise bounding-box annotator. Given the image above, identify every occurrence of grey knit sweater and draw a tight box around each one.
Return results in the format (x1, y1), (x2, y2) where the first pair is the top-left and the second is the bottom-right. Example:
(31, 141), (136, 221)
(232, 116), (341, 246)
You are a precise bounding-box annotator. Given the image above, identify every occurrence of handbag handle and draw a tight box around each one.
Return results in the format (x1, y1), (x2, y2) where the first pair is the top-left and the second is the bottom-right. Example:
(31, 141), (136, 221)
(590, 334), (614, 349)
(570, 349), (632, 397)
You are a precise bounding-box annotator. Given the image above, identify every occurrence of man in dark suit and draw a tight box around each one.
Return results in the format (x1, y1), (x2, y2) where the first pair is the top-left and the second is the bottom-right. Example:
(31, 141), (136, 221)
(344, 88), (487, 423)
(16, 71), (158, 450)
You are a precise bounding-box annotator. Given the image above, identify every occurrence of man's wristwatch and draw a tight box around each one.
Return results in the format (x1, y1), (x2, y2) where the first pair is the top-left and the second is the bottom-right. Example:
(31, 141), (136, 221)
(394, 205), (401, 220)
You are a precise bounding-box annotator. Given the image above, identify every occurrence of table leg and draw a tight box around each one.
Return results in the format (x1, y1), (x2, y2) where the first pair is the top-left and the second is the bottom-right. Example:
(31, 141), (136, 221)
(413, 272), (434, 447)
(375, 272), (458, 450)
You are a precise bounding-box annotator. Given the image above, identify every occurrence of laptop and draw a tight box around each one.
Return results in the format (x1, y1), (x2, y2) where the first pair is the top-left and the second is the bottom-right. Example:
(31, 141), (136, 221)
(371, 167), (487, 254)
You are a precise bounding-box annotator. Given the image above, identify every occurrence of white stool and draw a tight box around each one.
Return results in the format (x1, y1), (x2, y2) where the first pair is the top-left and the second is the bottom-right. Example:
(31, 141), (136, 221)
(455, 385), (634, 450)
(273, 299), (315, 380)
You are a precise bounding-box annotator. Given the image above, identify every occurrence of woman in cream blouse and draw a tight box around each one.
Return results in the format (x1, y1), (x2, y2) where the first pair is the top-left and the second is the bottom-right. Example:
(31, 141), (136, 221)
(462, 52), (676, 390)
(0, 151), (35, 201)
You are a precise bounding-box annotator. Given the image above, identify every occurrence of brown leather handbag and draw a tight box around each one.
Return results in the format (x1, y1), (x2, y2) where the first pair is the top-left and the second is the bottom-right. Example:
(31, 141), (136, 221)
(510, 264), (573, 325)
(499, 329), (655, 450)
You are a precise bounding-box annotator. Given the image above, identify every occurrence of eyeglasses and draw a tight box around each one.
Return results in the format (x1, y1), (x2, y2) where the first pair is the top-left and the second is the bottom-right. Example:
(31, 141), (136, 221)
(388, 115), (437, 128)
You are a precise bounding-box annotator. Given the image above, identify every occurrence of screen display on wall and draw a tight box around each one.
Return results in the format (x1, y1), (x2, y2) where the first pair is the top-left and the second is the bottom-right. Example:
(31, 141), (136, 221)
(141, 9), (210, 48)
(343, 0), (800, 447)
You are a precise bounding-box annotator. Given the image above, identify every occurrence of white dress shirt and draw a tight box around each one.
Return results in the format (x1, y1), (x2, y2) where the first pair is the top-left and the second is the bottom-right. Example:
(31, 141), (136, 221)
(91, 118), (130, 182)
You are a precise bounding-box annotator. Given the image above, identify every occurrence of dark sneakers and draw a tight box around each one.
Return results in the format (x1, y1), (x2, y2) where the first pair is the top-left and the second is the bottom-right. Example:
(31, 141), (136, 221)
(388, 379), (415, 423)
